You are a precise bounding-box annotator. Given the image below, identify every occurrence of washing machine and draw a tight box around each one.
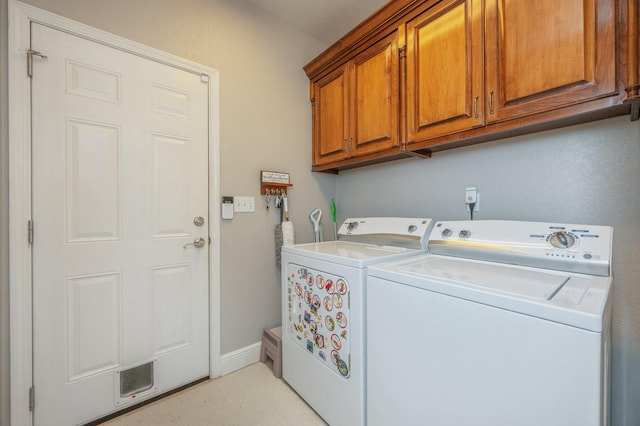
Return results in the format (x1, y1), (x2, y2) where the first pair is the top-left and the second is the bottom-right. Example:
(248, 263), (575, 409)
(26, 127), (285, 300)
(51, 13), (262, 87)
(281, 217), (434, 426)
(366, 220), (613, 426)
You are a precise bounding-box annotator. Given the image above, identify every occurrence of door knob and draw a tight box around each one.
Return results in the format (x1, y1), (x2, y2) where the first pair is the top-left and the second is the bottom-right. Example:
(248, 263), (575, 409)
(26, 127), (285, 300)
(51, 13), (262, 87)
(183, 237), (206, 249)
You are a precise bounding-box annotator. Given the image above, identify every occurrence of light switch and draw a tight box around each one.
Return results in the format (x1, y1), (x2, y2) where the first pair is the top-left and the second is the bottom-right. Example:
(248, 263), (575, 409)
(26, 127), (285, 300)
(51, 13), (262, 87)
(234, 196), (255, 213)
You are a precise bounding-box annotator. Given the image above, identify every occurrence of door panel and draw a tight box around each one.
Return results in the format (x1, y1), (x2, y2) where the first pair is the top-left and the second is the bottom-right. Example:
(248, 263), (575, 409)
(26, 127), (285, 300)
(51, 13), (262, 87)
(151, 134), (191, 237)
(152, 264), (193, 354)
(66, 273), (121, 380)
(31, 23), (209, 425)
(66, 119), (121, 242)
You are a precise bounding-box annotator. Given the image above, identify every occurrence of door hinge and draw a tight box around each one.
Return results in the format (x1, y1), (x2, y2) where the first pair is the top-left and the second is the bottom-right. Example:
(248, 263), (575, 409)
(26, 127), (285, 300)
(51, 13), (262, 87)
(29, 386), (35, 411)
(28, 220), (34, 244)
(27, 49), (48, 78)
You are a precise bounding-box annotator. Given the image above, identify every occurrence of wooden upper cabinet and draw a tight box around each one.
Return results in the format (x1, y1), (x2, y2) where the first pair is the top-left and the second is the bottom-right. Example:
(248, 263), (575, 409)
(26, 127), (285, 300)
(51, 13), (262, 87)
(305, 0), (635, 172)
(405, 0), (484, 145)
(484, 0), (617, 122)
(406, 0), (618, 145)
(349, 32), (400, 157)
(311, 30), (401, 167)
(313, 65), (350, 166)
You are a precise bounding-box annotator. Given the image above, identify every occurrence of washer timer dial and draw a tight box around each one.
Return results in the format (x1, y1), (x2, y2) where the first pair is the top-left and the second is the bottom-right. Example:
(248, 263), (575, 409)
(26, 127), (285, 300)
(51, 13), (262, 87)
(459, 230), (471, 239)
(548, 231), (577, 249)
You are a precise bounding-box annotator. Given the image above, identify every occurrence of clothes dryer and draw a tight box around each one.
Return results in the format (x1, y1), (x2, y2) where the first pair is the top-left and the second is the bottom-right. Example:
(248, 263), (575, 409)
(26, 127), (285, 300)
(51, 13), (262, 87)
(281, 217), (433, 426)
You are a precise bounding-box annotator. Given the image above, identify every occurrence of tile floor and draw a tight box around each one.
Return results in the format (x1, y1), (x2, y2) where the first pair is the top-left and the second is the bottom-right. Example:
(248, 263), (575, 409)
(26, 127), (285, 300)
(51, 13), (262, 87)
(100, 362), (327, 425)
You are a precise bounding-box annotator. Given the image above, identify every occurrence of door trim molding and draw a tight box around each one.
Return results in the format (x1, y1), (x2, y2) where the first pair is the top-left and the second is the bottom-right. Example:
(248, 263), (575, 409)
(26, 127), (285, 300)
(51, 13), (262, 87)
(8, 1), (222, 424)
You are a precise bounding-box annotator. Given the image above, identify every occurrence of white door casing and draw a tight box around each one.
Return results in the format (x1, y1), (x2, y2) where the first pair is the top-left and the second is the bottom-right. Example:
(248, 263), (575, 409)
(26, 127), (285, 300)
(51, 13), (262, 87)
(9, 2), (220, 425)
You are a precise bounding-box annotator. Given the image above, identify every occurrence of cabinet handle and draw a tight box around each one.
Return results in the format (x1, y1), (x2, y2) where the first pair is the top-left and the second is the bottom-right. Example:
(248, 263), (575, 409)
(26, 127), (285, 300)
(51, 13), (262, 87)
(473, 96), (479, 118)
(349, 137), (353, 152)
(489, 90), (495, 115)
(343, 138), (347, 151)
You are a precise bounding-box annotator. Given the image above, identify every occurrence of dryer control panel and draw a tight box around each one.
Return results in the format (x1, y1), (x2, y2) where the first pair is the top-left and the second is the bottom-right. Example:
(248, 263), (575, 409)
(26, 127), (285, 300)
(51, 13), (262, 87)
(337, 217), (433, 250)
(429, 220), (612, 277)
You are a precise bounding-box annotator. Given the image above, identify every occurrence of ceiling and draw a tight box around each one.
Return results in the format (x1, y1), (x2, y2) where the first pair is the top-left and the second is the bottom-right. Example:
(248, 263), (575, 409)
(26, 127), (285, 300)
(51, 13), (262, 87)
(246, 0), (389, 46)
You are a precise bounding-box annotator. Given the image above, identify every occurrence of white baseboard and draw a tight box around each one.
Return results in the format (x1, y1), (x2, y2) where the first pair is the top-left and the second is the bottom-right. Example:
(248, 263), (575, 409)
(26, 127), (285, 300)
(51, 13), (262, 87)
(220, 341), (262, 376)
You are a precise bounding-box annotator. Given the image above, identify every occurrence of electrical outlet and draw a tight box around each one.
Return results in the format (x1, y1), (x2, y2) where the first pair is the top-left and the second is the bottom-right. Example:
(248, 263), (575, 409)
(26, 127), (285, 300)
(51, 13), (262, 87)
(465, 186), (477, 204)
(234, 196), (255, 213)
(466, 193), (479, 211)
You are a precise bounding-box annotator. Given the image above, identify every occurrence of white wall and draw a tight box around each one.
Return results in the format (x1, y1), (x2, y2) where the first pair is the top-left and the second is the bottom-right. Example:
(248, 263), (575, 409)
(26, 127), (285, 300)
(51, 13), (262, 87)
(336, 115), (640, 426)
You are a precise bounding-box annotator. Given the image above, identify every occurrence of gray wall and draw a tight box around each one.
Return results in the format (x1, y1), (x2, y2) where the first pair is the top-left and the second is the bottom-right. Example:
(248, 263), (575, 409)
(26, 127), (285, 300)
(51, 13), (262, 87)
(9, 0), (337, 348)
(0, 0), (335, 424)
(0, 0), (8, 423)
(337, 115), (640, 426)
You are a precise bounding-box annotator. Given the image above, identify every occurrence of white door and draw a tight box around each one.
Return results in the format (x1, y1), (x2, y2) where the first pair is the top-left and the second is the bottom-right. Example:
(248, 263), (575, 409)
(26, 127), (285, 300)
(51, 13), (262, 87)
(31, 23), (210, 425)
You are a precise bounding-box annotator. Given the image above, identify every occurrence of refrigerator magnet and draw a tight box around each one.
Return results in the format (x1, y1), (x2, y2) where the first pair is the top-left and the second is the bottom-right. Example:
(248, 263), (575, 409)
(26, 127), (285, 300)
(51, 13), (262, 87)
(337, 279), (348, 295)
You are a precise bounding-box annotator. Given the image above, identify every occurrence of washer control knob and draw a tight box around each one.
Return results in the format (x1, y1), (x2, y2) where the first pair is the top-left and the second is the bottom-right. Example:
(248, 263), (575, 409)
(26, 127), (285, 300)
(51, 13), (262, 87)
(347, 221), (359, 231)
(459, 230), (471, 239)
(441, 228), (452, 238)
(549, 231), (576, 249)
(408, 224), (417, 233)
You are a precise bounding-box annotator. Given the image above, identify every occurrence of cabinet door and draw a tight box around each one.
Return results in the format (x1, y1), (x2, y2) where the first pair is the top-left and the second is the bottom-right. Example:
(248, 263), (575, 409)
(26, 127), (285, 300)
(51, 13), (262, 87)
(312, 65), (349, 166)
(485, 0), (617, 122)
(405, 0), (484, 145)
(349, 31), (400, 157)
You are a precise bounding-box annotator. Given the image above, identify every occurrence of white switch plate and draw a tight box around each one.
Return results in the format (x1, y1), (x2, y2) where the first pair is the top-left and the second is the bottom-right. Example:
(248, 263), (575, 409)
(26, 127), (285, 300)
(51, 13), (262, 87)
(234, 196), (255, 213)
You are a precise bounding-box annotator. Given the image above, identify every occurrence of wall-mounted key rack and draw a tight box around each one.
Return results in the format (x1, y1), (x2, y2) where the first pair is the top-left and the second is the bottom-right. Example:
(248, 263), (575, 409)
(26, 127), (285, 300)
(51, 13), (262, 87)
(260, 170), (292, 195)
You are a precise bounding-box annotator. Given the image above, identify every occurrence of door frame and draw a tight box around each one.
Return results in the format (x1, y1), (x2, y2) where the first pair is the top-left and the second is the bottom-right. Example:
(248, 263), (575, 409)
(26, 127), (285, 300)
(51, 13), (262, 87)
(8, 1), (222, 424)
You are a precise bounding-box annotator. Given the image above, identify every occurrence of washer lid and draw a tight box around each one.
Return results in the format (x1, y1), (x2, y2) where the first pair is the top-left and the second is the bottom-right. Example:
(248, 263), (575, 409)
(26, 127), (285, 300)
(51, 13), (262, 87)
(421, 257), (569, 300)
(282, 240), (421, 268)
(368, 255), (611, 332)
